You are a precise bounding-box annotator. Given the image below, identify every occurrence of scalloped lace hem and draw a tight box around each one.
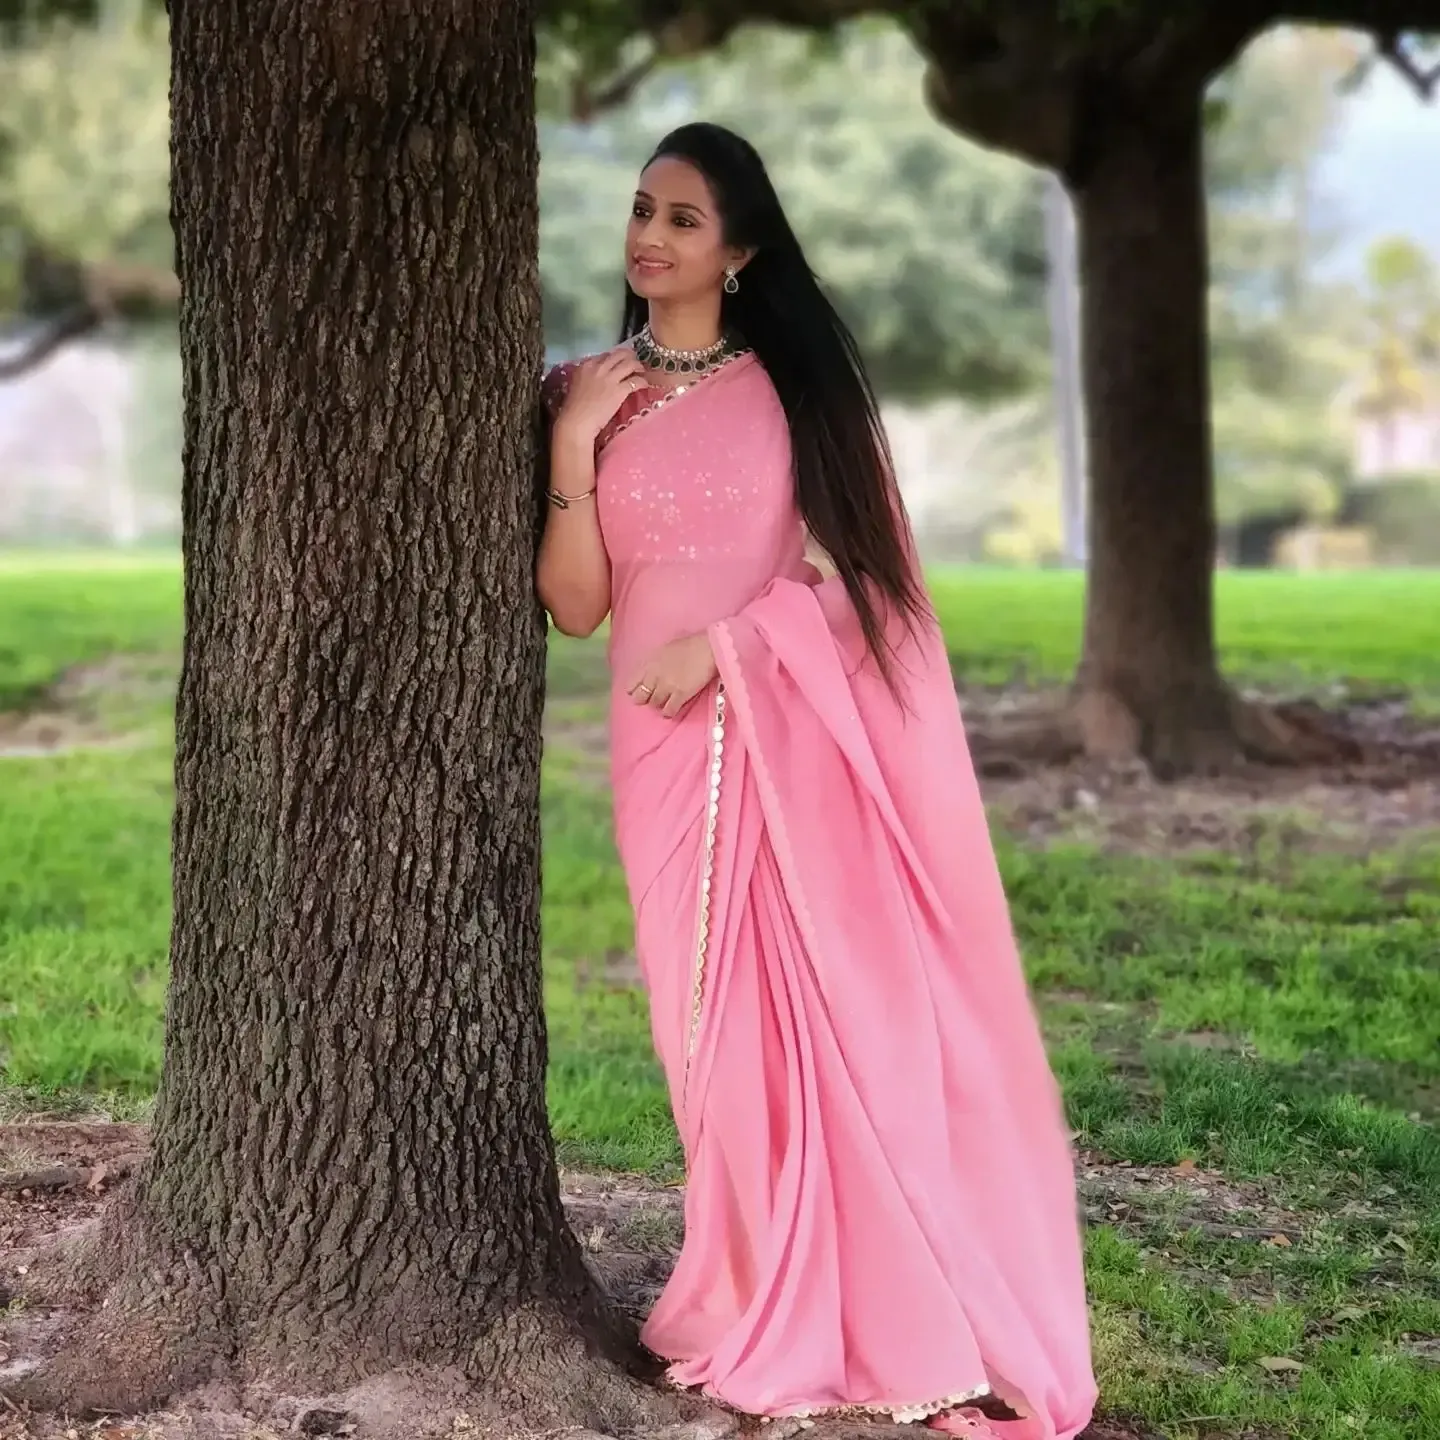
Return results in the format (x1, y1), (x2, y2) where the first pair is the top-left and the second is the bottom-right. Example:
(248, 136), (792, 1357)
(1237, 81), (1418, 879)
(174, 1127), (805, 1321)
(667, 1372), (993, 1427)
(784, 1382), (993, 1425)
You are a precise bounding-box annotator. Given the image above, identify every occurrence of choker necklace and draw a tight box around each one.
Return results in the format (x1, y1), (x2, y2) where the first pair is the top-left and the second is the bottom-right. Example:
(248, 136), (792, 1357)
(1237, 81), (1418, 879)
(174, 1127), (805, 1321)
(634, 325), (741, 377)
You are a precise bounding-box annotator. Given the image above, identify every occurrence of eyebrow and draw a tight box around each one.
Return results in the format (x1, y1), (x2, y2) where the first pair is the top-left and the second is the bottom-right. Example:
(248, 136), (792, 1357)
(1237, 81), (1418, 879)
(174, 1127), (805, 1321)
(635, 188), (708, 219)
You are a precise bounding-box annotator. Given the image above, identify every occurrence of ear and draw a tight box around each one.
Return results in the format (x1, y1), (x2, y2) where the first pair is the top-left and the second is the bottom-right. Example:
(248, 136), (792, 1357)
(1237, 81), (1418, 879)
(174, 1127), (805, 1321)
(729, 246), (758, 274)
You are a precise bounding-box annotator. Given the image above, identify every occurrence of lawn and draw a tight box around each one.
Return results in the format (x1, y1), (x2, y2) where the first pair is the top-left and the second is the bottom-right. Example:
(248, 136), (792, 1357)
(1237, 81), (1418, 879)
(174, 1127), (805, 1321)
(3, 555), (1440, 1439)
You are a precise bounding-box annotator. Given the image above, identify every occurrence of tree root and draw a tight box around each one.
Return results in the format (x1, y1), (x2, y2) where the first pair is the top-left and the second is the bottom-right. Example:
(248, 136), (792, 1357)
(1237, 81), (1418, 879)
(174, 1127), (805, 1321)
(5, 1242), (237, 1417)
(1, 1215), (693, 1437)
(1230, 695), (1368, 768)
(966, 683), (1397, 780)
(0, 1153), (143, 1194)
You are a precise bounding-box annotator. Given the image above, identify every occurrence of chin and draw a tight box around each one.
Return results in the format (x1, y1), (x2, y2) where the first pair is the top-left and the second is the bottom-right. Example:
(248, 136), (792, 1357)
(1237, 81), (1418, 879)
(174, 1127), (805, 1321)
(627, 265), (683, 301)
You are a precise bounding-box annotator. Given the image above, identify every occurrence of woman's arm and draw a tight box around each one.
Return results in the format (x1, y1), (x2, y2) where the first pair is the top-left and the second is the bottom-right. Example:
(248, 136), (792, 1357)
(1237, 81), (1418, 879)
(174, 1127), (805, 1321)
(537, 421), (610, 637)
(535, 354), (644, 637)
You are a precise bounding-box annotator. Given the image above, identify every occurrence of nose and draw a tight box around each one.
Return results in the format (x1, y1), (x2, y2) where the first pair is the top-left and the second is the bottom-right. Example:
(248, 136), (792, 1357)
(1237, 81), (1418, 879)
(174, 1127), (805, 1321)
(635, 212), (668, 251)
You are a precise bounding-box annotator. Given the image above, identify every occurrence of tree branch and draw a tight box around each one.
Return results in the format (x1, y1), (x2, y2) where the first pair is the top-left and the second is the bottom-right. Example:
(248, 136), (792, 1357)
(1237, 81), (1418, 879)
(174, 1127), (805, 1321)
(571, 49), (660, 120)
(568, 7), (728, 120)
(909, 0), (1271, 173)
(1371, 28), (1440, 98)
(909, 6), (1077, 168)
(0, 305), (103, 380)
(0, 257), (179, 383)
(548, 0), (880, 121)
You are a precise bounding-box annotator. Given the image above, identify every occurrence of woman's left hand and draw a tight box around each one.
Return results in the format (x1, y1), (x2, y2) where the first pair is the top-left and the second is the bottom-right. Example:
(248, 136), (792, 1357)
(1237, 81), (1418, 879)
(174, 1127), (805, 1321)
(627, 632), (719, 718)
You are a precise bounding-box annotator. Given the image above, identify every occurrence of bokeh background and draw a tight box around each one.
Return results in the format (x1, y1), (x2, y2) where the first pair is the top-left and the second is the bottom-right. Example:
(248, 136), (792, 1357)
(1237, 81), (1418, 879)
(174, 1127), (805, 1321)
(3, 13), (1440, 568)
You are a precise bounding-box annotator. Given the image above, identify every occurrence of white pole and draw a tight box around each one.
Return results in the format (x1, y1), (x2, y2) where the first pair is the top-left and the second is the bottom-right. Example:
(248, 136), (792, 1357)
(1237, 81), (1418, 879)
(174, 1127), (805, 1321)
(1044, 169), (1087, 568)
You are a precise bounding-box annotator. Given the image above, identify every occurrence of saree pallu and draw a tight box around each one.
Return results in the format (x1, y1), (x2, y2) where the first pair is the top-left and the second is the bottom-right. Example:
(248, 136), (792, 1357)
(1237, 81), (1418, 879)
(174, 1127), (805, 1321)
(569, 352), (1095, 1438)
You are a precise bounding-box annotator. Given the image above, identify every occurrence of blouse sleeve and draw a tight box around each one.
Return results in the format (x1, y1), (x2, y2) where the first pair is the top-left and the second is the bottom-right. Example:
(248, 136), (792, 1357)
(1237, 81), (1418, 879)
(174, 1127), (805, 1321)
(541, 363), (573, 423)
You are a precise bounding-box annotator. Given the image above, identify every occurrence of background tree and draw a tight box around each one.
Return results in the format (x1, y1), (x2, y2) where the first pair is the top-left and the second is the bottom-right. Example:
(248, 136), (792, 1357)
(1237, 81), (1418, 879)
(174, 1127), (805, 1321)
(1341, 233), (1440, 560)
(0, 4), (174, 375)
(540, 0), (1440, 774)
(1354, 234), (1440, 431)
(1207, 28), (1362, 562)
(7, 1), (674, 1427)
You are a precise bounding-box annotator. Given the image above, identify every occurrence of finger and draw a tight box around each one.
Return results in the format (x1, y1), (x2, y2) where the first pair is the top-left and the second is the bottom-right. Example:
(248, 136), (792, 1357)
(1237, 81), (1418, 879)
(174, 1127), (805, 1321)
(628, 674), (657, 705)
(604, 348), (647, 375)
(600, 348), (643, 374)
(613, 361), (650, 389)
(661, 690), (689, 719)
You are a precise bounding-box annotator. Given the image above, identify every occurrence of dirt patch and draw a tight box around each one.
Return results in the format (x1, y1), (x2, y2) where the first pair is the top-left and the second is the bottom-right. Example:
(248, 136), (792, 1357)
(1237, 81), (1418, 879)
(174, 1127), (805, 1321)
(0, 658), (174, 759)
(0, 707), (118, 758)
(0, 1127), (1172, 1440)
(962, 686), (1440, 853)
(983, 753), (1440, 857)
(0, 1124), (146, 1256)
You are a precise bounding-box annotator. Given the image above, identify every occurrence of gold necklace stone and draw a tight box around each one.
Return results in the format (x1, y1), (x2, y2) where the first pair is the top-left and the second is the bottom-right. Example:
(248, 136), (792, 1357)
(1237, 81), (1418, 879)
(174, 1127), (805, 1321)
(634, 325), (739, 378)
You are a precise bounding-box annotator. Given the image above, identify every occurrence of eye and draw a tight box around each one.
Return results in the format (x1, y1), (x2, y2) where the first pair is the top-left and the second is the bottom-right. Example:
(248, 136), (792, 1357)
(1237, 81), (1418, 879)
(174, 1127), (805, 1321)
(631, 203), (651, 220)
(672, 215), (696, 228)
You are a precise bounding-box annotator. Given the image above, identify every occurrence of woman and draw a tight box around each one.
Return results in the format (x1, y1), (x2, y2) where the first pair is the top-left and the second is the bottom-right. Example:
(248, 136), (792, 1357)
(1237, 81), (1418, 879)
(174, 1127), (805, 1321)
(536, 123), (1095, 1440)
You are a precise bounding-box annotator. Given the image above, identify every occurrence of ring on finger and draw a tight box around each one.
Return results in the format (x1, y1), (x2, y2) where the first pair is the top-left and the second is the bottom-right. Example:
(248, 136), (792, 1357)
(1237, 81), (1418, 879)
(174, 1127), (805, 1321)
(636, 683), (654, 698)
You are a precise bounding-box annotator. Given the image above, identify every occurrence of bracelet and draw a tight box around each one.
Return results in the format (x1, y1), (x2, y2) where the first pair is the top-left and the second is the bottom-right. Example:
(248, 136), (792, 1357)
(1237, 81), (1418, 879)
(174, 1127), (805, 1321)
(546, 486), (598, 510)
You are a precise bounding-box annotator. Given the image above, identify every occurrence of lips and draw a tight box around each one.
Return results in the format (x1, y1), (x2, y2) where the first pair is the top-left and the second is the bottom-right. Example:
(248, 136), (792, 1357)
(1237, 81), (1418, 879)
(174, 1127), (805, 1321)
(631, 256), (673, 274)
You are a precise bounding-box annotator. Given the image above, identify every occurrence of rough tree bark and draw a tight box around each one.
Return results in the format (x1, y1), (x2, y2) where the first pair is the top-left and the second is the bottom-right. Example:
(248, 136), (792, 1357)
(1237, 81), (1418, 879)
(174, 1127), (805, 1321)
(1068, 92), (1236, 776)
(10, 0), (659, 1427)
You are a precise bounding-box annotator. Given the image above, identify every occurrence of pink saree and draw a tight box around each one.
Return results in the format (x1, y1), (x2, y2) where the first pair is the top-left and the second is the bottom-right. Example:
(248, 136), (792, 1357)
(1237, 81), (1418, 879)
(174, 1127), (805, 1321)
(545, 354), (1096, 1438)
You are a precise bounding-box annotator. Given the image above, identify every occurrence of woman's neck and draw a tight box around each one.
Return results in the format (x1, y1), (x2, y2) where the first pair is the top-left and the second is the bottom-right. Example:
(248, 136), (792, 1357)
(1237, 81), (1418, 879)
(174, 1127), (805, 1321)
(646, 301), (723, 353)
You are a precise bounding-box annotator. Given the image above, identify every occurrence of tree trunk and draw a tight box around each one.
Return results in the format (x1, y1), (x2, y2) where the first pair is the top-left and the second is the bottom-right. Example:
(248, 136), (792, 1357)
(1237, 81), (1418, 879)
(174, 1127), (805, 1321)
(13, 0), (648, 1423)
(1071, 94), (1238, 776)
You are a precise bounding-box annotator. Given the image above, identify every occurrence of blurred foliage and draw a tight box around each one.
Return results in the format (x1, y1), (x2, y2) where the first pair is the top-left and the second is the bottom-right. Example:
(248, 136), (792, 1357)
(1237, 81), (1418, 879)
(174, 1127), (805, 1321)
(540, 23), (1048, 401)
(1343, 473), (1440, 562)
(0, 4), (170, 313)
(1206, 28), (1364, 532)
(1354, 234), (1440, 421)
(0, 4), (1435, 562)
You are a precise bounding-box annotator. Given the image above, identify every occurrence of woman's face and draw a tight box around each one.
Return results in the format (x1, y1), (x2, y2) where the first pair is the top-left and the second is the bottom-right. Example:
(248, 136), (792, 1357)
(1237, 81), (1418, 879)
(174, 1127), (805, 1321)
(626, 156), (738, 304)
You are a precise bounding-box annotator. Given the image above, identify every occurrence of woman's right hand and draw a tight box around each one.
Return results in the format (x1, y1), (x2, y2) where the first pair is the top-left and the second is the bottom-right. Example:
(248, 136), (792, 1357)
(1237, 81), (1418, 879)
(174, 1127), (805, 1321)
(555, 347), (649, 446)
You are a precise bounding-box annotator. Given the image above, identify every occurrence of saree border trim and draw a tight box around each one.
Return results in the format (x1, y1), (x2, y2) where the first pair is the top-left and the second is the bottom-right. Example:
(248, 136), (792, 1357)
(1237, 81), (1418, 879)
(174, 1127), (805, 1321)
(665, 1370), (994, 1429)
(684, 682), (727, 1089)
(787, 1380), (994, 1426)
(599, 349), (752, 455)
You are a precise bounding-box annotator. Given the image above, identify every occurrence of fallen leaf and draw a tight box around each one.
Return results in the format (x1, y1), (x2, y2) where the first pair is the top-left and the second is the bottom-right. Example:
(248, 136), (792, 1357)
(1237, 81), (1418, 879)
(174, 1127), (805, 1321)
(1173, 1157), (1198, 1176)
(1258, 1356), (1304, 1374)
(1266, 1233), (1292, 1247)
(86, 1164), (110, 1194)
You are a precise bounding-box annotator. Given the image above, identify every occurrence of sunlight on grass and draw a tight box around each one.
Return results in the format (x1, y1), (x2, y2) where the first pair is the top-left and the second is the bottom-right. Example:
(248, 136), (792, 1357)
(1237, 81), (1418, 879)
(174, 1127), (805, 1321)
(928, 566), (1440, 697)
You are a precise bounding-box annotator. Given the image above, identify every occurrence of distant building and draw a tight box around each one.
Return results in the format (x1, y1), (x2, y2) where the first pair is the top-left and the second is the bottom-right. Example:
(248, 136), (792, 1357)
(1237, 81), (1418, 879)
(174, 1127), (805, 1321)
(0, 324), (179, 545)
(1353, 408), (1440, 480)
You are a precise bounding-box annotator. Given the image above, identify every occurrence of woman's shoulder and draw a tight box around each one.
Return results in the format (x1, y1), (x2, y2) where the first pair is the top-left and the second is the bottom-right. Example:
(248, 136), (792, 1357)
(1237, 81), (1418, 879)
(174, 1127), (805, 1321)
(542, 342), (640, 418)
(541, 360), (576, 418)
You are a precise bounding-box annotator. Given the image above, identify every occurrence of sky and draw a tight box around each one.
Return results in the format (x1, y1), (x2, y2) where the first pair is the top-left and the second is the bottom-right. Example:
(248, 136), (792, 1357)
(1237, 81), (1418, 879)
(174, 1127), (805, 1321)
(1315, 63), (1440, 278)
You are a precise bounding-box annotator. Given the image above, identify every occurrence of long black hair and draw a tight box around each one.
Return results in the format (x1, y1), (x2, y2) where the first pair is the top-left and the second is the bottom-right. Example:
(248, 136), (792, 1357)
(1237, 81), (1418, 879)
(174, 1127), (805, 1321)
(620, 122), (929, 682)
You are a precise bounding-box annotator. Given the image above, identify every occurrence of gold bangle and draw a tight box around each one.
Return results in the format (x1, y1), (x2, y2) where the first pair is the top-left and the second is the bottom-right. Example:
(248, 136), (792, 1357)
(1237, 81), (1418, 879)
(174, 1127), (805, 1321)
(547, 486), (597, 510)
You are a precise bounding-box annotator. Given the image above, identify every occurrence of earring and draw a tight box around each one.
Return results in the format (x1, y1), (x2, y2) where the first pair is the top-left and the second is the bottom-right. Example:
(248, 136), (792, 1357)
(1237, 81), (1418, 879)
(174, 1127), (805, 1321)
(724, 266), (740, 295)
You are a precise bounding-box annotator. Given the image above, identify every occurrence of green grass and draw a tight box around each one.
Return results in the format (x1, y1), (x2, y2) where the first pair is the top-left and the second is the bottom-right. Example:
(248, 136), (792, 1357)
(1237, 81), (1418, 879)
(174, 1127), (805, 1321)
(5, 557), (1439, 707)
(4, 556), (1440, 1438)
(0, 553), (182, 711)
(928, 567), (1440, 697)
